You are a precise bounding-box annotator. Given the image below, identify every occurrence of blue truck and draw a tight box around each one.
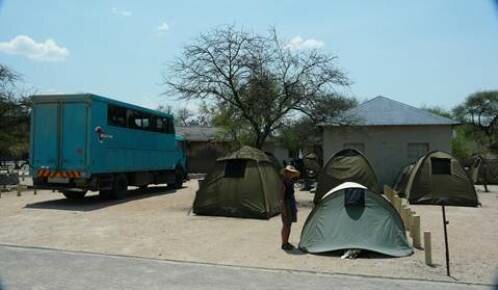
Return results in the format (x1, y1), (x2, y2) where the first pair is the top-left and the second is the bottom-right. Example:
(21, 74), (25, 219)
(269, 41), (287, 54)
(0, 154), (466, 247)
(30, 93), (187, 199)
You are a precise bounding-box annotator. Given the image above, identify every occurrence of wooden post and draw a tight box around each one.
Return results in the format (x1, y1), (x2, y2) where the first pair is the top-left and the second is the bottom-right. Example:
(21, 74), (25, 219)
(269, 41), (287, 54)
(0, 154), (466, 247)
(412, 215), (421, 249)
(442, 205), (451, 276)
(388, 188), (394, 202)
(424, 232), (432, 265)
(16, 184), (21, 197)
(401, 205), (409, 230)
(393, 195), (401, 213)
(383, 185), (390, 201)
(405, 207), (412, 232)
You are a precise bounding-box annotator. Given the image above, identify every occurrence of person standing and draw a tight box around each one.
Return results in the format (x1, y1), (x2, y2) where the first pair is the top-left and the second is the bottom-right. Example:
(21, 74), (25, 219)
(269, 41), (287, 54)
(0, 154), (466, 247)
(280, 165), (300, 251)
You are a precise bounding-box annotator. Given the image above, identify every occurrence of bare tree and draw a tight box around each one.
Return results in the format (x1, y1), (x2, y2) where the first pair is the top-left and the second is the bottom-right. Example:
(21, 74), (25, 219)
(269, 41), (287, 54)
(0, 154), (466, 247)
(175, 107), (195, 127)
(164, 25), (350, 148)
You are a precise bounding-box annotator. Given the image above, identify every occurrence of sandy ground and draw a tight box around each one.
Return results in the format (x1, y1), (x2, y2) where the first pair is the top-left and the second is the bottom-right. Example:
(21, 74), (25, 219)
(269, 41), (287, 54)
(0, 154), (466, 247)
(0, 181), (496, 285)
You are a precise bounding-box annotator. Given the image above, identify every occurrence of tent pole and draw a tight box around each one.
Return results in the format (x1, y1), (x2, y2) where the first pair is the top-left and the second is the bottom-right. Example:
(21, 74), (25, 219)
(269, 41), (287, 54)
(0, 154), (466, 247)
(442, 205), (450, 276)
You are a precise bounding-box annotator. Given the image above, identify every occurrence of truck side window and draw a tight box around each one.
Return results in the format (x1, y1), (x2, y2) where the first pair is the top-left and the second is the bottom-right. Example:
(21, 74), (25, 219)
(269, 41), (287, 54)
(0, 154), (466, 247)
(141, 114), (150, 130)
(155, 117), (166, 132)
(108, 105), (127, 127)
(167, 118), (175, 134)
(127, 110), (141, 129)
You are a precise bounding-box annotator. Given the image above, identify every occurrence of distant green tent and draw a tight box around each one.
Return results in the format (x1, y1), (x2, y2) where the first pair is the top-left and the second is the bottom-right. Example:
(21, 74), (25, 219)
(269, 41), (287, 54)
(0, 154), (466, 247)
(303, 153), (321, 178)
(477, 156), (498, 185)
(314, 148), (380, 204)
(299, 182), (412, 257)
(193, 146), (282, 219)
(392, 163), (415, 196)
(400, 151), (478, 207)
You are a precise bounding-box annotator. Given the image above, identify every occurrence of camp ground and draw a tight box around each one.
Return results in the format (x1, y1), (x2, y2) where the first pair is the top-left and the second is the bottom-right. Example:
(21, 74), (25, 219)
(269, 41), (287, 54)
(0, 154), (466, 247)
(395, 151), (479, 207)
(193, 146), (281, 219)
(314, 148), (380, 204)
(2, 2), (498, 289)
(299, 182), (412, 257)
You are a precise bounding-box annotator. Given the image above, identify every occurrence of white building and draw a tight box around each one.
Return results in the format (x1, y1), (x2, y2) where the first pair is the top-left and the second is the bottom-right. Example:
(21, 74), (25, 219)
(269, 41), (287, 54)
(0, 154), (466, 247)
(320, 96), (459, 186)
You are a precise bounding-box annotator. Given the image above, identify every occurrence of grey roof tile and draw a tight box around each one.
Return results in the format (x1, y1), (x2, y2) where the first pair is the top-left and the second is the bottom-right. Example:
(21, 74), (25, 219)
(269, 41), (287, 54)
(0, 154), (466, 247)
(324, 96), (459, 126)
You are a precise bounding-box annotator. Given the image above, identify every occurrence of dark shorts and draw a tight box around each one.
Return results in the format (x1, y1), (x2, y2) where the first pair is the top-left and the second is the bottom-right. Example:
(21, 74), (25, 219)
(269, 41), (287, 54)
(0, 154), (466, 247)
(281, 200), (297, 225)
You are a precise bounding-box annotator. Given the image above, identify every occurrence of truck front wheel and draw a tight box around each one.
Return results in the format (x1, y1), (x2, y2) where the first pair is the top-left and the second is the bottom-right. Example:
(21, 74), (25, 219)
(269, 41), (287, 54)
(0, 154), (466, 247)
(171, 167), (185, 189)
(111, 174), (128, 199)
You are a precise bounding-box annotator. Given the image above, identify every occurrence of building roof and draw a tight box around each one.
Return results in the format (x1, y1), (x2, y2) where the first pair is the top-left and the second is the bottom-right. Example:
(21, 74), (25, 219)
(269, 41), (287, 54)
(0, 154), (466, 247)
(322, 96), (459, 126)
(175, 127), (223, 142)
(176, 126), (282, 144)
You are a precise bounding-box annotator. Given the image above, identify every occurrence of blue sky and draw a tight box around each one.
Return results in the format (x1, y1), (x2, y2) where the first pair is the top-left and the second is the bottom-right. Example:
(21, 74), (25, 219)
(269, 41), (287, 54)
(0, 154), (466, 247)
(0, 0), (497, 111)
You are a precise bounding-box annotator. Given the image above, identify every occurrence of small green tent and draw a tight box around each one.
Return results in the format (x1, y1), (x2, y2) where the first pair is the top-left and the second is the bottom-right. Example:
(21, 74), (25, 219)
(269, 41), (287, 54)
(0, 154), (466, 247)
(193, 146), (282, 219)
(392, 163), (415, 196)
(314, 148), (380, 204)
(402, 151), (478, 207)
(303, 153), (321, 178)
(299, 182), (412, 257)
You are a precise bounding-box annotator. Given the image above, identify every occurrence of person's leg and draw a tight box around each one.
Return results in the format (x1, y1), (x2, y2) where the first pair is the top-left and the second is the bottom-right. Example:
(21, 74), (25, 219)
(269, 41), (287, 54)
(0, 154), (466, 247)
(281, 223), (295, 250)
(281, 223), (290, 245)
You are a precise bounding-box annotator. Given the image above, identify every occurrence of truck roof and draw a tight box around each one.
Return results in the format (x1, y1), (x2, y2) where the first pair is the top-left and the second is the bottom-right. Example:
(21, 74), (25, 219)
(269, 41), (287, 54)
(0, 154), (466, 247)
(31, 93), (173, 119)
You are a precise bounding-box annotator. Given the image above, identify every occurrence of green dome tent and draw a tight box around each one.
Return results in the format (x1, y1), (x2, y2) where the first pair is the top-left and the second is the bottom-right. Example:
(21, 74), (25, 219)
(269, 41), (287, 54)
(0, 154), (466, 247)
(314, 148), (380, 204)
(193, 146), (282, 219)
(401, 151), (478, 207)
(299, 182), (412, 257)
(392, 163), (415, 197)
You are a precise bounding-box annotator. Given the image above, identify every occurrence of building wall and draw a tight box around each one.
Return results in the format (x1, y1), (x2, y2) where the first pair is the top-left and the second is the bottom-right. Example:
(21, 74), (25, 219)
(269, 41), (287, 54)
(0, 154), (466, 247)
(185, 141), (289, 173)
(186, 141), (230, 173)
(322, 125), (453, 187)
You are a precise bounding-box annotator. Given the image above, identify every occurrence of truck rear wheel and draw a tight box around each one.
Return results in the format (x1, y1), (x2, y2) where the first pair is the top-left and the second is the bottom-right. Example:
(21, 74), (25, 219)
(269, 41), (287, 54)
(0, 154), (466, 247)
(111, 174), (128, 199)
(62, 190), (87, 200)
(171, 167), (185, 189)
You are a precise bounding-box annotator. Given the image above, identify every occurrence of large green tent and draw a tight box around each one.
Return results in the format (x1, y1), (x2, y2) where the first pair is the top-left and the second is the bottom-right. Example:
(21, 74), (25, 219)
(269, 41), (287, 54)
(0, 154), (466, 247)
(401, 151), (478, 207)
(193, 146), (282, 219)
(314, 148), (380, 204)
(299, 182), (412, 257)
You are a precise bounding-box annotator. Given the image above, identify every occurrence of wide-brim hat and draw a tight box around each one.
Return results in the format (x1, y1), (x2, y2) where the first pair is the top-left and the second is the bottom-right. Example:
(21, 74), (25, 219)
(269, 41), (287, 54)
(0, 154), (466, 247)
(281, 165), (300, 178)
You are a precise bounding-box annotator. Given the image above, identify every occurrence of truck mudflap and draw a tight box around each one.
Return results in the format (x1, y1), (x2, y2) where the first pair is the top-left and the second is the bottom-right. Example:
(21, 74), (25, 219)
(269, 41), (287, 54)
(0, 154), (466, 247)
(36, 169), (82, 178)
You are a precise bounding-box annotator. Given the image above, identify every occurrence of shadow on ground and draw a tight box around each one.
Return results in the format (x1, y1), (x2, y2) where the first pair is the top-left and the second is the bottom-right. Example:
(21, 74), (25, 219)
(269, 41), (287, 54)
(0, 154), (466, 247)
(313, 250), (401, 260)
(24, 186), (180, 212)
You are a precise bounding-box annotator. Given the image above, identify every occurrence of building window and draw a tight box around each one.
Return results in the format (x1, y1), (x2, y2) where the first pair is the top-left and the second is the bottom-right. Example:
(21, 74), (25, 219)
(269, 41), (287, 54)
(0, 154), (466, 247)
(224, 160), (246, 178)
(407, 143), (429, 163)
(431, 158), (452, 175)
(343, 143), (365, 153)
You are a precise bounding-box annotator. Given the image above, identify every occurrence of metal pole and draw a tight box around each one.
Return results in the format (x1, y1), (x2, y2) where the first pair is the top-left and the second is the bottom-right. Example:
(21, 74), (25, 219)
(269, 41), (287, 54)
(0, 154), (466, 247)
(442, 205), (450, 276)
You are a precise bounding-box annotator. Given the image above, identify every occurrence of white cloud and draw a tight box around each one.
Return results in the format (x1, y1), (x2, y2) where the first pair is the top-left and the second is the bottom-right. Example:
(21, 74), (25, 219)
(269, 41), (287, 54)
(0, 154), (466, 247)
(112, 7), (132, 17)
(157, 22), (170, 33)
(285, 36), (324, 50)
(0, 35), (69, 61)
